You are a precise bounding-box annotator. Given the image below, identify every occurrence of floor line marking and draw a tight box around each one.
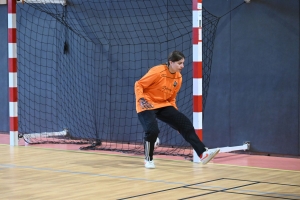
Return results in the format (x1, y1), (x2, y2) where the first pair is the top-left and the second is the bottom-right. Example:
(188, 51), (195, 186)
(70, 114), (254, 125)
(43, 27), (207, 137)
(0, 163), (187, 185)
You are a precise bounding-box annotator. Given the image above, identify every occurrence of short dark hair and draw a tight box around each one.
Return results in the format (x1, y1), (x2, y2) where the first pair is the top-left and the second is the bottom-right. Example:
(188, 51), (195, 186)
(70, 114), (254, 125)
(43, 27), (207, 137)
(167, 51), (185, 65)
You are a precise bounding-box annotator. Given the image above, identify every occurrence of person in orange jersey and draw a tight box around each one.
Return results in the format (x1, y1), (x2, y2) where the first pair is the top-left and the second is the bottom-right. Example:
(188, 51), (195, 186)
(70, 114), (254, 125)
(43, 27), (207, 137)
(135, 51), (220, 169)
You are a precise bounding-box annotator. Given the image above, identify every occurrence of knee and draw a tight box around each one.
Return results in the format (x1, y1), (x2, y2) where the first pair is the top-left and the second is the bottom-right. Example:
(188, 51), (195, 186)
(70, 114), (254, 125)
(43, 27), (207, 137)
(144, 126), (160, 143)
(178, 125), (197, 141)
(179, 124), (194, 135)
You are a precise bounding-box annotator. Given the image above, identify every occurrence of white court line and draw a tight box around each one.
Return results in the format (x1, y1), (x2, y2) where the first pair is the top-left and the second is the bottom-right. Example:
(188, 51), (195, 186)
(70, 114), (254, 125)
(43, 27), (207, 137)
(0, 163), (186, 186)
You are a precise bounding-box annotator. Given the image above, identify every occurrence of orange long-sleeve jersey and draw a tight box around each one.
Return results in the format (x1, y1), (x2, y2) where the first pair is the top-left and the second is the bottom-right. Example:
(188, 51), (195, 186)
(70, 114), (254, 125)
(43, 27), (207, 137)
(134, 64), (182, 113)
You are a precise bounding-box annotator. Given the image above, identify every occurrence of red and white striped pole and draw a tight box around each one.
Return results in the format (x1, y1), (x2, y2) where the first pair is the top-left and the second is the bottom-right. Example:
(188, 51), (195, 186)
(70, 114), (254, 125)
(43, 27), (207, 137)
(8, 0), (18, 146)
(192, 0), (202, 162)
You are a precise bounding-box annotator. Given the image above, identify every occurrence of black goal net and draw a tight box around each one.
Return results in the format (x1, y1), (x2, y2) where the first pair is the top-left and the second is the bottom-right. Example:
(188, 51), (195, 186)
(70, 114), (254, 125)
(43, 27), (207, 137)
(17, 0), (220, 158)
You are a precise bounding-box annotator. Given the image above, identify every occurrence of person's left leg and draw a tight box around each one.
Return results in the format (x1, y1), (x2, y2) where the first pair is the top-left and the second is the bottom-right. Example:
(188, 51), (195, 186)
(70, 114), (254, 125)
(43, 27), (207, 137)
(138, 110), (160, 163)
(156, 106), (207, 156)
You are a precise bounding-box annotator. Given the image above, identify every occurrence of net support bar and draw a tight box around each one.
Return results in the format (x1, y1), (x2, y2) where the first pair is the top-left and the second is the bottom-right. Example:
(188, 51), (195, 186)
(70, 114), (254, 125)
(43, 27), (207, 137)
(22, 129), (68, 143)
(193, 142), (251, 163)
(17, 0), (66, 5)
(211, 142), (250, 153)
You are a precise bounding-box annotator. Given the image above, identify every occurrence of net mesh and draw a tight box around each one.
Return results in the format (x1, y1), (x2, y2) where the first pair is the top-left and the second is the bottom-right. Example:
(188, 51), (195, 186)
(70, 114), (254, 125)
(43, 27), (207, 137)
(202, 8), (220, 114)
(17, 0), (220, 158)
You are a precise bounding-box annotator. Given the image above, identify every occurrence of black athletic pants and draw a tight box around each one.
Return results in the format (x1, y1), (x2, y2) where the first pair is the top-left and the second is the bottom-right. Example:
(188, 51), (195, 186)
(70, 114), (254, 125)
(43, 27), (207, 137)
(138, 106), (206, 161)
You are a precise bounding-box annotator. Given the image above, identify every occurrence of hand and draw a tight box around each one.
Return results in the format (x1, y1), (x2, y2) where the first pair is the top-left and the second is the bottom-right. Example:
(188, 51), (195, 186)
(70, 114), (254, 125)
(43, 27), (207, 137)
(139, 98), (154, 109)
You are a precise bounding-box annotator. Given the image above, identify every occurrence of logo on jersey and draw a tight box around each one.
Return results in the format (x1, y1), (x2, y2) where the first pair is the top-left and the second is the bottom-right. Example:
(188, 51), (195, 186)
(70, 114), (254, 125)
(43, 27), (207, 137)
(173, 81), (177, 87)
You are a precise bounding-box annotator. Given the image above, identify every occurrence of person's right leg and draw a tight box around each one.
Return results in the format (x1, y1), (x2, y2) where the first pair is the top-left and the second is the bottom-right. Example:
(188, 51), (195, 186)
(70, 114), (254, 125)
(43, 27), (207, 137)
(138, 110), (160, 168)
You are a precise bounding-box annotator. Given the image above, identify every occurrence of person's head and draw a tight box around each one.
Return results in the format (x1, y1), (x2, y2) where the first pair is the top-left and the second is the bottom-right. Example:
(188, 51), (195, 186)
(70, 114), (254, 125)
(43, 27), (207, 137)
(167, 51), (185, 73)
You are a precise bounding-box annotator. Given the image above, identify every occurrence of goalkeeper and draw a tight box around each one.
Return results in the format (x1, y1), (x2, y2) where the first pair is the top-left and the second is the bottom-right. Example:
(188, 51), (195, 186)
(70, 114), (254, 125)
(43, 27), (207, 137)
(134, 50), (220, 169)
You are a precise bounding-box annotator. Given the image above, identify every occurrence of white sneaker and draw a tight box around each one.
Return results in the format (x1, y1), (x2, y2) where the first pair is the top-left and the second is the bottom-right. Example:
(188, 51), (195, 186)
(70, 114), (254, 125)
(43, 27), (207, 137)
(144, 160), (155, 169)
(200, 148), (220, 165)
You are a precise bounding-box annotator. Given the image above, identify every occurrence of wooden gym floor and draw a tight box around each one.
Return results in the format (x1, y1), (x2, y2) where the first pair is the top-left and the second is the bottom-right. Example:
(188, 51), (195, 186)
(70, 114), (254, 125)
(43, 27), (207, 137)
(0, 133), (300, 200)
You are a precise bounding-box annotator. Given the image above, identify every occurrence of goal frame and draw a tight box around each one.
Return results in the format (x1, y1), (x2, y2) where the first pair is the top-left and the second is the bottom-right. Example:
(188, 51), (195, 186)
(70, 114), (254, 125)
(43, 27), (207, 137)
(8, 0), (249, 161)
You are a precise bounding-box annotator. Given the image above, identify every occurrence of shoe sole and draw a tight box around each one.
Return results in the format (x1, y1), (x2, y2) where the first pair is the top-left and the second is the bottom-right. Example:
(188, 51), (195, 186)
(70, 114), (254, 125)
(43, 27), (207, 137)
(145, 166), (155, 169)
(144, 161), (155, 169)
(202, 149), (220, 165)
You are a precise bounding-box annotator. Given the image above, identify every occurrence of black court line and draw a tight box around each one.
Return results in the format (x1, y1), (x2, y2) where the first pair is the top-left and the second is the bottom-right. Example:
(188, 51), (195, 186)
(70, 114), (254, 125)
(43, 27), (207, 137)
(181, 191), (300, 200)
(180, 181), (260, 200)
(181, 188), (300, 200)
(179, 178), (300, 200)
(119, 177), (300, 200)
(224, 177), (300, 187)
(117, 178), (224, 200)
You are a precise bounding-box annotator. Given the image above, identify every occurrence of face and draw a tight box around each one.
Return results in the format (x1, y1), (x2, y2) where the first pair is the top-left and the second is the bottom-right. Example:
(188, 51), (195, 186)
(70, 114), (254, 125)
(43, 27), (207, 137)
(169, 58), (185, 73)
